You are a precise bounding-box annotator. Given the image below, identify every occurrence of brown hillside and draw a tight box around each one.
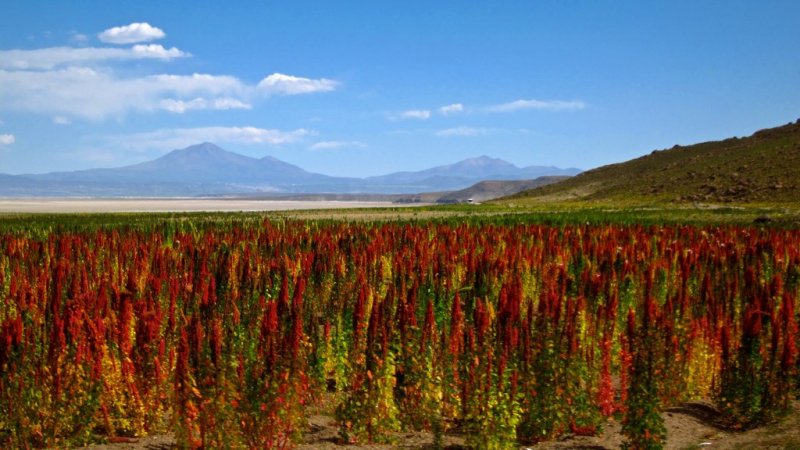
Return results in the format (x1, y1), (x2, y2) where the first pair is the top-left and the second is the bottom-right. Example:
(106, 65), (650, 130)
(435, 176), (569, 203)
(502, 120), (800, 204)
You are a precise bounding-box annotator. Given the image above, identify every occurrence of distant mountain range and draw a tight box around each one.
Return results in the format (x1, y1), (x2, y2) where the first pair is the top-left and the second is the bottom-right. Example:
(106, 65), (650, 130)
(0, 142), (580, 197)
(364, 155), (576, 192)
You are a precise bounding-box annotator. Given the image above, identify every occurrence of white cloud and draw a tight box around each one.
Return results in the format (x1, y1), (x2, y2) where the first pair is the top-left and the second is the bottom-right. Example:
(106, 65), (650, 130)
(309, 140), (366, 150)
(435, 126), (489, 137)
(258, 73), (338, 95)
(159, 97), (252, 113)
(131, 44), (186, 59)
(487, 99), (586, 113)
(0, 69), (249, 119)
(0, 45), (189, 70)
(113, 126), (315, 152)
(438, 103), (464, 115)
(0, 134), (15, 145)
(391, 104), (463, 120)
(400, 109), (431, 120)
(0, 39), (336, 120)
(146, 73), (245, 95)
(0, 68), (336, 120)
(98, 22), (166, 44)
(53, 116), (71, 125)
(213, 98), (253, 110)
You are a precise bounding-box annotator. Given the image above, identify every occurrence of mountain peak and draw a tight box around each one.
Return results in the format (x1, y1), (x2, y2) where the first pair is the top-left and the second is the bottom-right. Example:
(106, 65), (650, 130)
(456, 155), (516, 168)
(153, 142), (252, 165)
(195, 141), (221, 148)
(473, 155), (501, 161)
(174, 142), (226, 155)
(101, 142), (318, 186)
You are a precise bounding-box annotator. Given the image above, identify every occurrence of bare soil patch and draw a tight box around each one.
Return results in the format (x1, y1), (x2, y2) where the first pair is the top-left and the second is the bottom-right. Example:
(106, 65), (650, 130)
(77, 400), (800, 449)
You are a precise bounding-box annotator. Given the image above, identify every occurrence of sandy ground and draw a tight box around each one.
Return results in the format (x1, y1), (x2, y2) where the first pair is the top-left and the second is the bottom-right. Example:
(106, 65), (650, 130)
(0, 198), (423, 214)
(75, 400), (800, 450)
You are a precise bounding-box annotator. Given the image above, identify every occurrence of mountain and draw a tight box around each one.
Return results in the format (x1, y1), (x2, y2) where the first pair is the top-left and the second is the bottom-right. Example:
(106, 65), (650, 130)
(0, 174), (37, 196)
(365, 155), (580, 192)
(0, 174), (28, 185)
(0, 143), (579, 197)
(25, 142), (339, 190)
(118, 143), (328, 184)
(501, 120), (800, 205)
(17, 143), (351, 196)
(368, 156), (517, 184)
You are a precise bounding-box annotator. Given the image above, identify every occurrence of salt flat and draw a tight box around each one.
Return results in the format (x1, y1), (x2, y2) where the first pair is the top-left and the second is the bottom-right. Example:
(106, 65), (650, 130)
(0, 198), (416, 213)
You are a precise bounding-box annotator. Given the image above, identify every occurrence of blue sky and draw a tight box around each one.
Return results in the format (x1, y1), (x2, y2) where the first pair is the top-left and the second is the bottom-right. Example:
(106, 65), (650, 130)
(1, 1), (798, 177)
